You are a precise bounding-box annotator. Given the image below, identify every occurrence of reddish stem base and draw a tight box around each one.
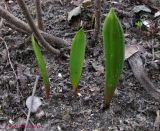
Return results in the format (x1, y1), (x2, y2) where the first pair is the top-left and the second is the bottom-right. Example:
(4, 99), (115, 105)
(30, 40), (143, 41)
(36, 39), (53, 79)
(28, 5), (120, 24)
(73, 88), (77, 97)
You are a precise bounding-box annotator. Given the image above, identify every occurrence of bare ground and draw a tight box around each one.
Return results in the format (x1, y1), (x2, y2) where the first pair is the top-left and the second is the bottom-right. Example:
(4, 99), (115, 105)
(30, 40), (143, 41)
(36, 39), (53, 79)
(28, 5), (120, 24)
(0, 0), (160, 131)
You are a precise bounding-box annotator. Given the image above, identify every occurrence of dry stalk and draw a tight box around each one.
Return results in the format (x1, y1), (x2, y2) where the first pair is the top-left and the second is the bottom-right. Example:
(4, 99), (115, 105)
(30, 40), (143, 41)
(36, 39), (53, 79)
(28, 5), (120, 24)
(35, 0), (44, 30)
(94, 0), (101, 44)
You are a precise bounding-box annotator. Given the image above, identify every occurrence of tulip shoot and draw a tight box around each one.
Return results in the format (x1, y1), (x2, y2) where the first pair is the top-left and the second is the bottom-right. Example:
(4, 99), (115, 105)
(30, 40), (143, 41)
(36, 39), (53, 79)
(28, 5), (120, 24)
(70, 28), (86, 96)
(103, 8), (124, 106)
(31, 35), (50, 98)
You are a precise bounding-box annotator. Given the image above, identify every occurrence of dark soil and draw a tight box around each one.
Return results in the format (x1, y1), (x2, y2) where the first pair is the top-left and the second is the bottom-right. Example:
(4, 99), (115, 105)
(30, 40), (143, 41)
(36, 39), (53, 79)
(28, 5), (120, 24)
(0, 0), (160, 131)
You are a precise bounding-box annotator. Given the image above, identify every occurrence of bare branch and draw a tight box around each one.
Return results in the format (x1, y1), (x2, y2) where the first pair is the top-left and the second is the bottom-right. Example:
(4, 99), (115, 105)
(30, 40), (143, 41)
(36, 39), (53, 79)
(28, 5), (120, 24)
(0, 6), (67, 48)
(24, 75), (39, 131)
(16, 0), (60, 55)
(94, 0), (101, 44)
(41, 31), (67, 48)
(0, 6), (31, 33)
(5, 22), (28, 34)
(35, 0), (44, 30)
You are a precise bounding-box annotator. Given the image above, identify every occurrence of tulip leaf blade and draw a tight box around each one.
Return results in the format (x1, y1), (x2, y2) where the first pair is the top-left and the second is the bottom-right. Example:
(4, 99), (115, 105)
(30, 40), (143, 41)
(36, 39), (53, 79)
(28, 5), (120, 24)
(31, 35), (50, 97)
(103, 8), (125, 106)
(70, 28), (86, 96)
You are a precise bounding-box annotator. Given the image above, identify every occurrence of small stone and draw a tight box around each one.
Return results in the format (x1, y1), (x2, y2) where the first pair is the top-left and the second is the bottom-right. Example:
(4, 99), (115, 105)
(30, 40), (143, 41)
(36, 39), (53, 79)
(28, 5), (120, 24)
(84, 96), (90, 101)
(78, 93), (82, 97)
(128, 82), (134, 86)
(58, 73), (62, 78)
(8, 0), (13, 4)
(9, 119), (14, 124)
(9, 80), (16, 87)
(35, 110), (45, 119)
(57, 125), (62, 131)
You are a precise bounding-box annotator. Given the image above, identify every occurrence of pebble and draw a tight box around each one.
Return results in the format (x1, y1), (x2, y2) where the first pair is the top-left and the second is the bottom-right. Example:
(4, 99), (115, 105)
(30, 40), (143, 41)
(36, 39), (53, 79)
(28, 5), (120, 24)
(35, 110), (45, 119)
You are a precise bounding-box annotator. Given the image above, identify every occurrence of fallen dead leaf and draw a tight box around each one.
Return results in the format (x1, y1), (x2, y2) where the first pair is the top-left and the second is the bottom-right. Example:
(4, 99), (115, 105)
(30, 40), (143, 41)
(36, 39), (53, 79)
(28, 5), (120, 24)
(26, 96), (42, 113)
(68, 6), (81, 21)
(133, 5), (151, 13)
(125, 45), (139, 60)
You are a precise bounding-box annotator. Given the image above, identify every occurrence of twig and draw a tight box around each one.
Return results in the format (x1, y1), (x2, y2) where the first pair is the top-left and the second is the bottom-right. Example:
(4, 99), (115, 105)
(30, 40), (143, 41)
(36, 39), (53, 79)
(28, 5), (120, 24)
(24, 75), (39, 131)
(25, 0), (44, 47)
(5, 22), (28, 34)
(94, 0), (101, 44)
(0, 2), (7, 28)
(35, 0), (44, 30)
(0, 6), (31, 33)
(16, 0), (60, 55)
(4, 0), (11, 12)
(0, 37), (20, 96)
(12, 107), (35, 126)
(0, 17), (3, 28)
(64, 29), (94, 37)
(0, 6), (67, 48)
(20, 109), (35, 126)
(42, 31), (67, 48)
(151, 38), (155, 61)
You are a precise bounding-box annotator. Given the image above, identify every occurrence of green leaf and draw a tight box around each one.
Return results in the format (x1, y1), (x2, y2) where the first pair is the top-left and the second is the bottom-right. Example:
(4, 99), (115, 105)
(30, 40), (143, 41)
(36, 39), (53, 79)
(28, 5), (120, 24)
(102, 8), (124, 106)
(70, 28), (86, 96)
(31, 35), (50, 97)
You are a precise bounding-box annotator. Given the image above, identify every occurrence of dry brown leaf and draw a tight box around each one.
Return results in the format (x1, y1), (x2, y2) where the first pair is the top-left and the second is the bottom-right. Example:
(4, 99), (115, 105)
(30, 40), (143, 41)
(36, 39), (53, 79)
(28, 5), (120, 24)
(125, 45), (139, 60)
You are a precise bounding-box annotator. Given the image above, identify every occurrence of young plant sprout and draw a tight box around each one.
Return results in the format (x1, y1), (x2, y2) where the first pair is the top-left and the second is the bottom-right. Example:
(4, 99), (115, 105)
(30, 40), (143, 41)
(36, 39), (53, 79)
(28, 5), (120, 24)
(135, 20), (143, 29)
(102, 8), (124, 107)
(31, 35), (50, 98)
(69, 28), (86, 96)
